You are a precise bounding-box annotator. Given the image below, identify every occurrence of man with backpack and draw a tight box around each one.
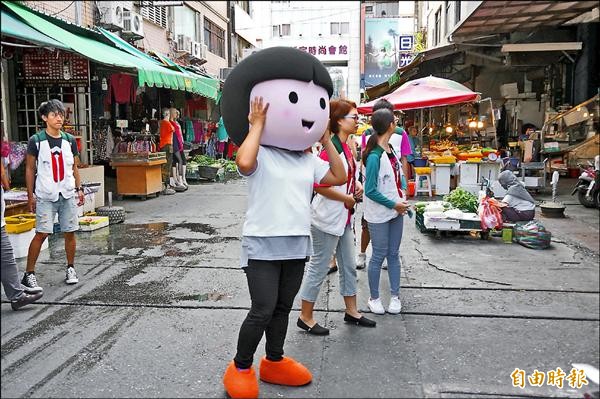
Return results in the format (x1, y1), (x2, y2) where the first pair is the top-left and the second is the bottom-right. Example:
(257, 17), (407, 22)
(23, 99), (85, 292)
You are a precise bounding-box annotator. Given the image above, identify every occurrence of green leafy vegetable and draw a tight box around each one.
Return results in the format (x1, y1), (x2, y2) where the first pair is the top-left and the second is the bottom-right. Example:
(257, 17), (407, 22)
(443, 188), (478, 213)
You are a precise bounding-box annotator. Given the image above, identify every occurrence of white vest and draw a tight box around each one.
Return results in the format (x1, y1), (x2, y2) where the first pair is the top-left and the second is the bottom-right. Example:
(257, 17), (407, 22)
(35, 134), (76, 201)
(364, 151), (401, 223)
(311, 153), (351, 236)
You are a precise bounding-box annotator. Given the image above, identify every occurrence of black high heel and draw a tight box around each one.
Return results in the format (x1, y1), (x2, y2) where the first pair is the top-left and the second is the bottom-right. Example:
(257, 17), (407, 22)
(344, 313), (376, 327)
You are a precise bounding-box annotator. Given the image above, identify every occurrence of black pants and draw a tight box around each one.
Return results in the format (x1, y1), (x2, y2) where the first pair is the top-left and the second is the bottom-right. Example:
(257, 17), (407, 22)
(234, 259), (306, 369)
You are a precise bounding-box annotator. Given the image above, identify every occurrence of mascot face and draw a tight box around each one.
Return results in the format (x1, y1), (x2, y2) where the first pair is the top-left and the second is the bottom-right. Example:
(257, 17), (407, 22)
(220, 47), (333, 151)
(249, 79), (330, 151)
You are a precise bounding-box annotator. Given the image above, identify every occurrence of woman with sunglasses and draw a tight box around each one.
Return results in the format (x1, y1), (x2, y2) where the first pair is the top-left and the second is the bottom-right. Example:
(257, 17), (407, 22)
(297, 99), (376, 335)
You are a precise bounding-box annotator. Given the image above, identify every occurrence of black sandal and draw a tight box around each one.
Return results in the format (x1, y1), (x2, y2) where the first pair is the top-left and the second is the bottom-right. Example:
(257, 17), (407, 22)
(297, 318), (330, 335)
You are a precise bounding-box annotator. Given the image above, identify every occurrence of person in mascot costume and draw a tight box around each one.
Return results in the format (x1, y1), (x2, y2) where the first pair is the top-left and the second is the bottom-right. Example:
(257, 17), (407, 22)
(220, 47), (347, 398)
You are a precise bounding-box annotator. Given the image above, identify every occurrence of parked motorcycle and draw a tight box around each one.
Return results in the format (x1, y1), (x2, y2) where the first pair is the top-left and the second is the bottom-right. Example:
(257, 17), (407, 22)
(571, 155), (600, 208)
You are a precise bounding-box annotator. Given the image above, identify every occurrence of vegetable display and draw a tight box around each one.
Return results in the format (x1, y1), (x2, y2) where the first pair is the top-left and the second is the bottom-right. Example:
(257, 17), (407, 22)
(188, 155), (238, 173)
(443, 188), (479, 213)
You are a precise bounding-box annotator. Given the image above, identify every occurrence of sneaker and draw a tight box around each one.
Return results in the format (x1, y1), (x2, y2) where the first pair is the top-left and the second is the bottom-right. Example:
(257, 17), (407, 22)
(388, 296), (402, 314)
(367, 297), (385, 315)
(162, 185), (176, 195)
(173, 183), (186, 192)
(65, 266), (79, 284)
(21, 272), (43, 293)
(356, 253), (366, 270)
(382, 259), (388, 270)
(11, 291), (43, 311)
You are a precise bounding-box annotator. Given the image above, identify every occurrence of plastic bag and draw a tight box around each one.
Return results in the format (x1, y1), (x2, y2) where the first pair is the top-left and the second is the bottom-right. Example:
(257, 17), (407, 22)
(478, 197), (503, 231)
(513, 221), (551, 249)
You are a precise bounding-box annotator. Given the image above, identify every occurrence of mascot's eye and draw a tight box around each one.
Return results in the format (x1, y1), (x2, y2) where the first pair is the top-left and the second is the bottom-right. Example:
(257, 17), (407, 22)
(288, 91), (298, 104)
(319, 98), (326, 109)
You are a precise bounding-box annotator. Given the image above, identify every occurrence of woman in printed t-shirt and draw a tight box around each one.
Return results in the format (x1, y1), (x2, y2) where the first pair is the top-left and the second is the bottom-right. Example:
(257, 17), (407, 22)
(362, 109), (410, 316)
(297, 99), (376, 336)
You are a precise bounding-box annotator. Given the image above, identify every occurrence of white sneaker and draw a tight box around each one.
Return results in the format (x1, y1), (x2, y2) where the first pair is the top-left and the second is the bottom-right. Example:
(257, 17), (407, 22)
(356, 253), (366, 269)
(367, 297), (385, 315)
(388, 296), (402, 314)
(65, 266), (79, 284)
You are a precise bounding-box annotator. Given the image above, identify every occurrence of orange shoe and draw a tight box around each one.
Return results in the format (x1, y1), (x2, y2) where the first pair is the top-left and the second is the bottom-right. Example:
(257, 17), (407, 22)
(223, 361), (259, 398)
(259, 356), (312, 386)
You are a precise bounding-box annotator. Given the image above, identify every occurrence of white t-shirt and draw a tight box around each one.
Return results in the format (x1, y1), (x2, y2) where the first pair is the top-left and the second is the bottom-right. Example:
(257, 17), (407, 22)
(242, 146), (330, 237)
(388, 131), (403, 152)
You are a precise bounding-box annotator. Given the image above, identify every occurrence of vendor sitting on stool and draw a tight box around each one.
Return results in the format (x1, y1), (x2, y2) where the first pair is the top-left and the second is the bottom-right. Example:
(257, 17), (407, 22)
(497, 170), (536, 222)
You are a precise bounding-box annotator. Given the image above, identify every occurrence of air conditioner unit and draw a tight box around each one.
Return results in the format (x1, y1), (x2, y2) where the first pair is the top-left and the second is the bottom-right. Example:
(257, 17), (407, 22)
(99, 2), (124, 30)
(190, 41), (206, 60)
(123, 10), (144, 39)
(176, 35), (192, 54)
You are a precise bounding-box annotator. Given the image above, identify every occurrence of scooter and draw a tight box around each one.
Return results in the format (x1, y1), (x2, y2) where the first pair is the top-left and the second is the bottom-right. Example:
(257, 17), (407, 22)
(571, 155), (599, 208)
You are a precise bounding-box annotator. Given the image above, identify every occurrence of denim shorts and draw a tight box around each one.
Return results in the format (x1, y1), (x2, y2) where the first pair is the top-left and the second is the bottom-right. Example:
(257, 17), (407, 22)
(36, 194), (79, 234)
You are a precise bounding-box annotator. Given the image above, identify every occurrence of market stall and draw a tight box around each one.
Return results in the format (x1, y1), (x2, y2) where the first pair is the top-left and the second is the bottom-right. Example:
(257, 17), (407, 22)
(358, 76), (503, 196)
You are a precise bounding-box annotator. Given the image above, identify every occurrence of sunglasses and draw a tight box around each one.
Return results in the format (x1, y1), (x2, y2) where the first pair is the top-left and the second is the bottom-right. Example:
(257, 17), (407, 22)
(343, 115), (359, 121)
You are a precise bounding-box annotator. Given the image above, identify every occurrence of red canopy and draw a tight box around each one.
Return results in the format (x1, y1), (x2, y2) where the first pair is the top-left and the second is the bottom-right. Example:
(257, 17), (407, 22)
(358, 76), (480, 114)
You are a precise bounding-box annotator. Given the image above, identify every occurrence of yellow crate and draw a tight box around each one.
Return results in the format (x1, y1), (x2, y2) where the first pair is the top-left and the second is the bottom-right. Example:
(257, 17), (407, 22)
(5, 213), (36, 234)
(414, 167), (432, 174)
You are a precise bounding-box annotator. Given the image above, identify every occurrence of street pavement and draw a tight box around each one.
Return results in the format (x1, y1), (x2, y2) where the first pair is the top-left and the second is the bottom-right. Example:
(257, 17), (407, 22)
(1, 176), (599, 398)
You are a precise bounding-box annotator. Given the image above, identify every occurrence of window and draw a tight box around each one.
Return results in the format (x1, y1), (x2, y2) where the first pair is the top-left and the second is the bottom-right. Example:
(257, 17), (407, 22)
(194, 12), (202, 43)
(444, 1), (450, 34)
(140, 1), (167, 28)
(204, 17), (225, 58)
(330, 22), (349, 35)
(434, 8), (441, 46)
(236, 1), (250, 14)
(272, 24), (290, 37)
(455, 0), (461, 24)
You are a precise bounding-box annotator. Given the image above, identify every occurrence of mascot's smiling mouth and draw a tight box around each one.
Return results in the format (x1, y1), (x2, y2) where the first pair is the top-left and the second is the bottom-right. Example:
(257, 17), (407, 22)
(301, 119), (314, 131)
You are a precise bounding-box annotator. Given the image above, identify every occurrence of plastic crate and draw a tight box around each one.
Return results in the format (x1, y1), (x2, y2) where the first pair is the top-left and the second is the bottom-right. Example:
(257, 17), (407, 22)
(4, 214), (36, 234)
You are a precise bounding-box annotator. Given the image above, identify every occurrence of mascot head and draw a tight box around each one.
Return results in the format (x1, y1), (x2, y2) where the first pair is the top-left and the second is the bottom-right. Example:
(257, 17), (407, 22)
(220, 47), (333, 151)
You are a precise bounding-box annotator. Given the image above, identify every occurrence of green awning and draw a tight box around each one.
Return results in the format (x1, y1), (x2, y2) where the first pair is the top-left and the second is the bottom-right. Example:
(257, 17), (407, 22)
(1, 9), (67, 49)
(99, 28), (219, 100)
(3, 2), (217, 98)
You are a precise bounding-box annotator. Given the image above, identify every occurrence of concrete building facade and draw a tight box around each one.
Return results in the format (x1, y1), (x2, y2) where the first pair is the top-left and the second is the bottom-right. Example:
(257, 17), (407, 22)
(251, 1), (362, 103)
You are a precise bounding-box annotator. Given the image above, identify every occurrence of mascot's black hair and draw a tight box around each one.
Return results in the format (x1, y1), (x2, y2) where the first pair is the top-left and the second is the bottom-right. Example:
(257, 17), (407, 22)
(220, 47), (334, 146)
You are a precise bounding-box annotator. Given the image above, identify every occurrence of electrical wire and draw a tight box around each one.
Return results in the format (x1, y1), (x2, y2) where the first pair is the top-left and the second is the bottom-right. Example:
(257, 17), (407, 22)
(49, 1), (76, 17)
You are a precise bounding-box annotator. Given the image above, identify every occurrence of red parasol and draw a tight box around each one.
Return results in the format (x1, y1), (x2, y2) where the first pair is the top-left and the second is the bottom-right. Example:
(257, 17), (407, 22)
(358, 76), (480, 114)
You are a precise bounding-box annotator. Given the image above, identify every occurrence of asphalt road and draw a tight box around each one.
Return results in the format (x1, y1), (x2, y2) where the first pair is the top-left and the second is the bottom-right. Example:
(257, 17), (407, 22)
(2, 177), (598, 398)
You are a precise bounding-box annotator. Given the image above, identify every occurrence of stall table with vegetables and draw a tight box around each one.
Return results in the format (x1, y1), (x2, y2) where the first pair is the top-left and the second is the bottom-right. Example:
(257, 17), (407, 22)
(414, 187), (491, 239)
(187, 155), (239, 182)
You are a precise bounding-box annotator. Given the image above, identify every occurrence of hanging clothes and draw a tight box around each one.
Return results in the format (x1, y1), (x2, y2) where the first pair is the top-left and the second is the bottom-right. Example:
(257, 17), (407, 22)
(184, 118), (195, 143)
(110, 73), (136, 105)
(216, 117), (228, 142)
